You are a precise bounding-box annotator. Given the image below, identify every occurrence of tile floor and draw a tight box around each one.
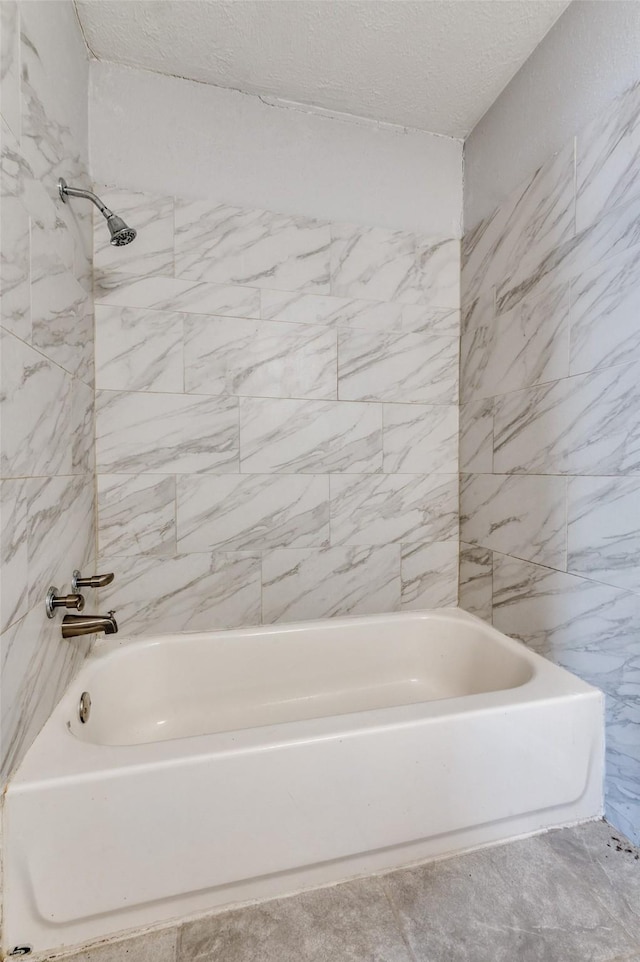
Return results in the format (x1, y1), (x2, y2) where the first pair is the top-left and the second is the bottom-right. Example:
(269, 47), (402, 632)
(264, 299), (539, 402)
(53, 820), (640, 962)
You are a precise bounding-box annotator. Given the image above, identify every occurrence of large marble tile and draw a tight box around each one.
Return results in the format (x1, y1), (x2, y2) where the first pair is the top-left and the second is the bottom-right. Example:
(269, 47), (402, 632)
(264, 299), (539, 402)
(0, 479), (28, 633)
(330, 223), (458, 306)
(458, 543), (493, 622)
(71, 376), (95, 475)
(569, 245), (640, 375)
(99, 553), (261, 636)
(0, 192), (30, 341)
(493, 363), (640, 476)
(177, 474), (330, 552)
(384, 832), (636, 962)
(96, 390), (239, 475)
(462, 142), (575, 316)
(605, 696), (640, 848)
(93, 187), (174, 277)
(95, 271), (261, 319)
(184, 315), (337, 400)
(414, 236), (460, 309)
(0, 1), (20, 141)
(461, 282), (570, 402)
(576, 81), (640, 232)
(496, 189), (640, 317)
(382, 403), (458, 474)
(261, 289), (459, 335)
(400, 541), (458, 609)
(177, 877), (411, 962)
(567, 477), (640, 592)
(98, 475), (176, 558)
(175, 199), (331, 293)
(31, 230), (93, 383)
(330, 474), (458, 545)
(59, 928), (177, 962)
(26, 475), (95, 609)
(461, 474), (566, 569)
(338, 330), (458, 404)
(95, 305), (184, 393)
(1, 604), (91, 783)
(262, 544), (400, 623)
(239, 397), (382, 474)
(330, 222), (416, 303)
(0, 327), (73, 477)
(492, 554), (640, 700)
(459, 399), (493, 473)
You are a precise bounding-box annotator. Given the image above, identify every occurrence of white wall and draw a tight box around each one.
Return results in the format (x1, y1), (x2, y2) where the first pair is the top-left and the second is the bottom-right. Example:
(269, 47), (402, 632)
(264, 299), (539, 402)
(465, 0), (640, 229)
(89, 61), (462, 237)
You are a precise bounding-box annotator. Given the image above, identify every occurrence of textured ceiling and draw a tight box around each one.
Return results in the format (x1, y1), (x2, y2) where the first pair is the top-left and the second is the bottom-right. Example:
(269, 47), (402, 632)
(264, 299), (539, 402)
(76, 0), (571, 138)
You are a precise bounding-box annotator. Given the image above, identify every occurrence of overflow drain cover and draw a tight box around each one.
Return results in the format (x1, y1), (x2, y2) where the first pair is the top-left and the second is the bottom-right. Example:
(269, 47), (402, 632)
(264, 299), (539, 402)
(79, 691), (91, 724)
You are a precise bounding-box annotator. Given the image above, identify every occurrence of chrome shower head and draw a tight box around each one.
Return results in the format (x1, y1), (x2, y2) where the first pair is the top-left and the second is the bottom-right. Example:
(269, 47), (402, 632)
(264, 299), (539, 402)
(58, 178), (137, 247)
(106, 214), (137, 247)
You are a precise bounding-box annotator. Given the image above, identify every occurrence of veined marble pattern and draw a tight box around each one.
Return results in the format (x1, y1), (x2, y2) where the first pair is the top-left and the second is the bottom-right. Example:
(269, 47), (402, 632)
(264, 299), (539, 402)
(605, 695), (640, 844)
(26, 474), (94, 610)
(461, 141), (575, 315)
(458, 543), (493, 623)
(461, 473), (566, 569)
(98, 475), (176, 558)
(576, 81), (640, 233)
(239, 396), (382, 474)
(400, 542), (458, 609)
(176, 474), (330, 552)
(31, 234), (93, 384)
(1, 327), (74, 478)
(338, 330), (458, 404)
(461, 79), (640, 844)
(330, 223), (458, 306)
(461, 283), (570, 402)
(96, 390), (239, 475)
(0, 1), (20, 141)
(71, 377), (95, 475)
(567, 477), (640, 592)
(0, 191), (30, 341)
(382, 403), (458, 474)
(330, 474), (458, 546)
(493, 363), (640, 476)
(175, 199), (331, 293)
(496, 189), (640, 317)
(261, 289), (459, 336)
(459, 399), (493, 474)
(0, 478), (28, 633)
(93, 187), (174, 277)
(0, 3), (96, 794)
(95, 305), (184, 393)
(1, 604), (91, 783)
(492, 554), (640, 701)
(99, 553), (262, 636)
(184, 316), (337, 400)
(94, 272), (261, 319)
(569, 245), (640, 375)
(262, 545), (400, 623)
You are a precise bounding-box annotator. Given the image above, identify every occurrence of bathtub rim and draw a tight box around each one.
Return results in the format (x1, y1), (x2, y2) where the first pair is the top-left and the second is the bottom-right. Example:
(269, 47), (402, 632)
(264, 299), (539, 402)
(8, 607), (601, 789)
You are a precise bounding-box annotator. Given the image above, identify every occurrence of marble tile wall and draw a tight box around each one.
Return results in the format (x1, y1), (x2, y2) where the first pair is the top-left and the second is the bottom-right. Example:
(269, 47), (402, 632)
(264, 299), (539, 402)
(0, 2), (96, 784)
(93, 190), (460, 634)
(459, 80), (640, 843)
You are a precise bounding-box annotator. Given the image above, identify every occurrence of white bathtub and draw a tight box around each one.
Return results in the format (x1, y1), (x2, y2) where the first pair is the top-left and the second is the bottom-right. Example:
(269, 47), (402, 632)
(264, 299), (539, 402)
(3, 609), (603, 956)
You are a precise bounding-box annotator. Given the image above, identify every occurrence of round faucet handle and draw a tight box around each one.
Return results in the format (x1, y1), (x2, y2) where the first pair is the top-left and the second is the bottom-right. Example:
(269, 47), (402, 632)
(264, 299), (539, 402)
(46, 588), (85, 618)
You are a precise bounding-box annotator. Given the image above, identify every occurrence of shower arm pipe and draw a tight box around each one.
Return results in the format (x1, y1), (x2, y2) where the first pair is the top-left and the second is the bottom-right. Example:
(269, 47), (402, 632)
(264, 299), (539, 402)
(58, 180), (114, 218)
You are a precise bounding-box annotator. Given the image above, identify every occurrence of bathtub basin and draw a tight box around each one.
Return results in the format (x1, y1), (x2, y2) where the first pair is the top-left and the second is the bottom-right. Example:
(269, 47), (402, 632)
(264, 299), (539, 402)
(3, 608), (604, 955)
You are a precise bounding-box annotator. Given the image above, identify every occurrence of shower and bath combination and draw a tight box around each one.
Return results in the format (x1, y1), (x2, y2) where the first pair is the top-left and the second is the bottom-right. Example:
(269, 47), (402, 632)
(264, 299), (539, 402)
(58, 178), (137, 246)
